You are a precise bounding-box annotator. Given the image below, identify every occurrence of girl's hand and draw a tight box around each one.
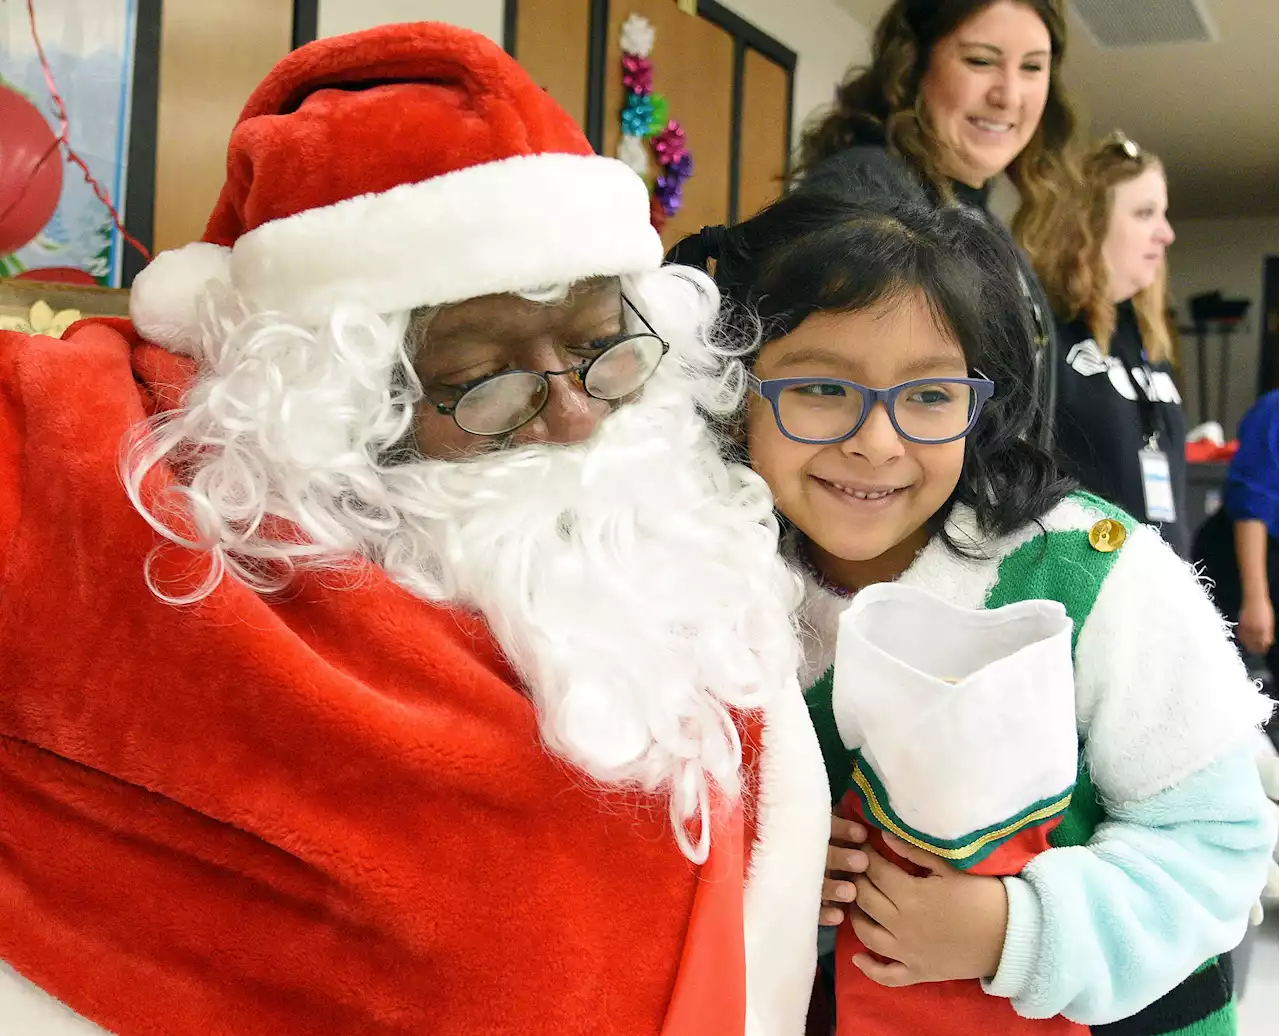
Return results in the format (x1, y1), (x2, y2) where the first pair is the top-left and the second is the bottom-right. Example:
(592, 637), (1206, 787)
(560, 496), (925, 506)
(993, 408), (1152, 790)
(1238, 594), (1275, 656)
(850, 833), (1009, 987)
(821, 815), (869, 926)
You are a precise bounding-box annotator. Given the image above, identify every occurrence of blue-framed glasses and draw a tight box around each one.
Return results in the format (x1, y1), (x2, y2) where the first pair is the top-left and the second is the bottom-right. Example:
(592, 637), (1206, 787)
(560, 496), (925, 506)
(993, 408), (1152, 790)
(749, 373), (996, 445)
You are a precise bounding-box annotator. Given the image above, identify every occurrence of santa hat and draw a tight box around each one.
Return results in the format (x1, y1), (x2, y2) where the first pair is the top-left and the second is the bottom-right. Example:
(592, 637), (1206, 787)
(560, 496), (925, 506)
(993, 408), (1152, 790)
(130, 23), (662, 354)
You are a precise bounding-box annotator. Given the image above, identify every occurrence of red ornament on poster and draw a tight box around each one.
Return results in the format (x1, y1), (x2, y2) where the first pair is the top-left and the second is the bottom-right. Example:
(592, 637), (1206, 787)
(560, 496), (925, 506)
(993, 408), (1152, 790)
(0, 82), (63, 256)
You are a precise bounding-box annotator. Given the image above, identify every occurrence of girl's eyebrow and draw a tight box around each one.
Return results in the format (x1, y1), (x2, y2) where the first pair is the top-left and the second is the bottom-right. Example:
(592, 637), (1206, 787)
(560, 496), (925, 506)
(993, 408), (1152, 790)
(770, 346), (855, 370)
(896, 353), (970, 378)
(769, 348), (966, 379)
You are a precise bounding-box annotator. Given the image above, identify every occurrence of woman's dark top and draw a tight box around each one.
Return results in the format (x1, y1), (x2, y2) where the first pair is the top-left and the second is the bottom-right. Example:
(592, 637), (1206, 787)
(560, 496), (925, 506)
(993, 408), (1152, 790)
(1054, 300), (1190, 557)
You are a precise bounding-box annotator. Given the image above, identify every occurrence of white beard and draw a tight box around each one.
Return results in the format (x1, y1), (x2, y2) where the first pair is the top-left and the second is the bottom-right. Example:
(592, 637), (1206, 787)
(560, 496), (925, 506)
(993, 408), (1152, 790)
(376, 374), (800, 860)
(123, 268), (802, 862)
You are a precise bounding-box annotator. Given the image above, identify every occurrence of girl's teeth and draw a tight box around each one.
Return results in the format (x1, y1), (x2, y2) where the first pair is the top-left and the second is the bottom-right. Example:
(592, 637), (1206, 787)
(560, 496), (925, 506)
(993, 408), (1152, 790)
(833, 484), (893, 500)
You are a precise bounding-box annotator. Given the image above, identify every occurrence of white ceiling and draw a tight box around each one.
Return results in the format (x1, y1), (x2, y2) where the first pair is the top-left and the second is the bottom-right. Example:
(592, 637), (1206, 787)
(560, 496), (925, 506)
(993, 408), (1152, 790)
(832, 0), (1279, 219)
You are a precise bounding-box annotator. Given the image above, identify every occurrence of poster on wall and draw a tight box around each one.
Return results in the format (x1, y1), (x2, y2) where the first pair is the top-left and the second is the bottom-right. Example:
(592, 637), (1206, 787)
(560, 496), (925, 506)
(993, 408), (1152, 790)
(0, 0), (139, 286)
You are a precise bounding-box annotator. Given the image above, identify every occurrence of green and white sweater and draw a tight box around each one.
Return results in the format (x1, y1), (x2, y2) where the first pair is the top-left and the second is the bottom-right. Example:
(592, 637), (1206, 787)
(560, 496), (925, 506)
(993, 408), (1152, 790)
(801, 492), (1275, 1033)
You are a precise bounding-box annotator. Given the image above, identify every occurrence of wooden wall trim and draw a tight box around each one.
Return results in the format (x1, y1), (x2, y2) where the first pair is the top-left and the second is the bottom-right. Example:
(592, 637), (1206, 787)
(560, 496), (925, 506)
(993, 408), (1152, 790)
(505, 0), (792, 215)
(784, 59), (795, 179)
(503, 0), (519, 55)
(698, 1), (796, 211)
(150, 1), (294, 260)
(728, 37), (745, 224)
(122, 0), (162, 286)
(584, 0), (610, 152)
(697, 0), (796, 71)
(291, 0), (319, 48)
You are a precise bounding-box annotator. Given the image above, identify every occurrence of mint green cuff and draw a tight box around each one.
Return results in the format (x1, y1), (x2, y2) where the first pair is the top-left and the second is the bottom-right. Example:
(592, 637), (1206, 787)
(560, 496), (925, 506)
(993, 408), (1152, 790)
(983, 875), (1042, 1005)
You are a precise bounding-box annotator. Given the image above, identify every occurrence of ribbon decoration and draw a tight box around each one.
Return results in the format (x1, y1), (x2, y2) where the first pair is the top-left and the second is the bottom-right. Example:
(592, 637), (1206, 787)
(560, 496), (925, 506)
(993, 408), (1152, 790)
(614, 14), (694, 228)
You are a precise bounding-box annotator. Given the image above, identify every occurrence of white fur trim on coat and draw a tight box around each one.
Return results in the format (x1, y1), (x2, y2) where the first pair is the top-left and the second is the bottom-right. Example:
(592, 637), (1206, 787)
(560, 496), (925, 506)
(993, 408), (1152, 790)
(743, 674), (831, 1036)
(130, 152), (663, 355)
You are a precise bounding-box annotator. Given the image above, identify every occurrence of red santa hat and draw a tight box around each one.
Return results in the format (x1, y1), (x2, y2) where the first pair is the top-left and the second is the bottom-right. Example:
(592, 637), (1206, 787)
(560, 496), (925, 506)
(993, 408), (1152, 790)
(130, 23), (662, 353)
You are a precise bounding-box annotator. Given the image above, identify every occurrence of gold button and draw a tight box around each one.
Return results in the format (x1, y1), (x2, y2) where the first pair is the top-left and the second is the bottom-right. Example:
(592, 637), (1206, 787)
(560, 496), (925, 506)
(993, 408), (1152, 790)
(1088, 518), (1127, 553)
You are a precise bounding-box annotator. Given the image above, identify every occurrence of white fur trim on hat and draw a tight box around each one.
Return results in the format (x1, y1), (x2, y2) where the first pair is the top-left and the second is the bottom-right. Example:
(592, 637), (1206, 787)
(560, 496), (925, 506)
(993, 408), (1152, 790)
(229, 152), (661, 323)
(247, 152), (660, 323)
(129, 241), (232, 356)
(131, 153), (661, 352)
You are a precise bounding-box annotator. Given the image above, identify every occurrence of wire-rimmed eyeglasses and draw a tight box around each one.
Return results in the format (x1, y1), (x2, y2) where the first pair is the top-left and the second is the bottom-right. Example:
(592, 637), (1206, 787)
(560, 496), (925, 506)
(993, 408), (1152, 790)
(428, 295), (669, 437)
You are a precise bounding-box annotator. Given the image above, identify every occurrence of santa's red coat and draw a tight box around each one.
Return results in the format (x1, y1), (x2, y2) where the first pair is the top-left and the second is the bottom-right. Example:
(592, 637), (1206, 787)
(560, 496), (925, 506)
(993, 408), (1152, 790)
(0, 320), (828, 1035)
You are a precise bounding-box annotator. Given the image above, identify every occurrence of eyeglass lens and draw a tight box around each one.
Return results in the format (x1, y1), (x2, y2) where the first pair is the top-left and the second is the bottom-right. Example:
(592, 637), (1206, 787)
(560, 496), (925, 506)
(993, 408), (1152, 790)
(774, 380), (979, 443)
(453, 334), (666, 436)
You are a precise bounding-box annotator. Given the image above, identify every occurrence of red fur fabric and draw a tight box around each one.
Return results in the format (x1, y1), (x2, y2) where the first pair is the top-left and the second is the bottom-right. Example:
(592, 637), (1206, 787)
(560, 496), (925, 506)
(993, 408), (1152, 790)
(0, 320), (748, 1035)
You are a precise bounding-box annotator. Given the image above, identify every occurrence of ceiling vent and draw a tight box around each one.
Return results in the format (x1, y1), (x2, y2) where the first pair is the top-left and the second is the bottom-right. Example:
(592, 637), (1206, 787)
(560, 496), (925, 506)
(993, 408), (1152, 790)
(1070, 0), (1216, 47)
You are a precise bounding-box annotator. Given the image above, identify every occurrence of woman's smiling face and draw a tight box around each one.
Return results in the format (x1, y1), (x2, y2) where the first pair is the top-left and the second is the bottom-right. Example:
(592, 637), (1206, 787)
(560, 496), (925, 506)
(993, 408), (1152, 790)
(919, 1), (1053, 188)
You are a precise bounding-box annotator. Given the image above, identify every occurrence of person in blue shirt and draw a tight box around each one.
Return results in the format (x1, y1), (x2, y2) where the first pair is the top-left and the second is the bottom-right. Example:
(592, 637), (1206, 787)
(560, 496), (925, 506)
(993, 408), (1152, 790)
(1224, 390), (1279, 686)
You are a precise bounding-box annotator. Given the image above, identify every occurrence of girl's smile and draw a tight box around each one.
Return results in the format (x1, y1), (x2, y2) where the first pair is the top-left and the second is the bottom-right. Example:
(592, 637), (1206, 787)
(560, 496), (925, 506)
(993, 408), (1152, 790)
(811, 476), (911, 510)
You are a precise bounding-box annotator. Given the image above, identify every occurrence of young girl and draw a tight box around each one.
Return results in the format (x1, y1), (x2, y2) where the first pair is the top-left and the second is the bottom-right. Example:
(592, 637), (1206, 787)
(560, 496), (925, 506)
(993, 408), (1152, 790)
(669, 167), (1274, 1035)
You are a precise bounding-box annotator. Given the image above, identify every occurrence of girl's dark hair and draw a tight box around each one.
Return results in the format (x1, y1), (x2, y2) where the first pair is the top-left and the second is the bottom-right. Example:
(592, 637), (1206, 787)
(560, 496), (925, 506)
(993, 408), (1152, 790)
(795, 0), (1078, 268)
(668, 164), (1072, 552)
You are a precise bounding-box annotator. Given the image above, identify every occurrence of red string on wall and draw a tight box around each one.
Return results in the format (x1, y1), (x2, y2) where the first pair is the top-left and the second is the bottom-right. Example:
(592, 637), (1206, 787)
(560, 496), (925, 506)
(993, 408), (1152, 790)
(0, 0), (152, 263)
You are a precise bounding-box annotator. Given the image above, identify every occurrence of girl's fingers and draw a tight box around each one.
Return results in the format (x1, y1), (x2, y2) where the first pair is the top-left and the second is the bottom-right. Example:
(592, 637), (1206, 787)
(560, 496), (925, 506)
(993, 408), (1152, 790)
(881, 833), (949, 874)
(827, 843), (869, 875)
(830, 815), (868, 846)
(862, 846), (915, 899)
(852, 954), (917, 988)
(850, 909), (897, 959)
(823, 877), (856, 903)
(852, 874), (898, 929)
(819, 904), (846, 926)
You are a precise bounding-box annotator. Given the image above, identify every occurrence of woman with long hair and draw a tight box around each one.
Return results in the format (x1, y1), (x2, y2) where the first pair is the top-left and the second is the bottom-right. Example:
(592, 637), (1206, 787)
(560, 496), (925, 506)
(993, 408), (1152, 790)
(797, 0), (1076, 259)
(1037, 132), (1188, 556)
(795, 0), (1080, 445)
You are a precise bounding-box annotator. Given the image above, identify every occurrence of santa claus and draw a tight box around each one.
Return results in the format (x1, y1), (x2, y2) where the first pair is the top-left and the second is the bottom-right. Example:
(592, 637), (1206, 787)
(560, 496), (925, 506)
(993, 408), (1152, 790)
(0, 21), (829, 1036)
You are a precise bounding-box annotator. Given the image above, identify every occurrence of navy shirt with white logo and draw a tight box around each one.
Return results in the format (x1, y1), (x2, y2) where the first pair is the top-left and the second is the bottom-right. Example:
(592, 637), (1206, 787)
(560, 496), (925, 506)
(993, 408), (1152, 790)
(1054, 300), (1189, 556)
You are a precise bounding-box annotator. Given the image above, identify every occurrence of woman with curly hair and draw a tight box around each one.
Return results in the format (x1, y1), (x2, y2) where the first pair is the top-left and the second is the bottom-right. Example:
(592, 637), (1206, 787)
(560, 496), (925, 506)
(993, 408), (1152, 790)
(1036, 133), (1188, 557)
(796, 0), (1080, 444)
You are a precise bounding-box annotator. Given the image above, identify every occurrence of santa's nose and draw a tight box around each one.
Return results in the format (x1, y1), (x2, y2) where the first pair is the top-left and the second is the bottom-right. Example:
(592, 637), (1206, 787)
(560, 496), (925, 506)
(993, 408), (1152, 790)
(513, 376), (609, 447)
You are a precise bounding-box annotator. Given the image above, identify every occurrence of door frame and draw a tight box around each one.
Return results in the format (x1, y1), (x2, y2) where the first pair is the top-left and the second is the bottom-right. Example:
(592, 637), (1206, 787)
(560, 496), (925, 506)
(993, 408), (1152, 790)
(1254, 257), (1274, 399)
(504, 0), (796, 222)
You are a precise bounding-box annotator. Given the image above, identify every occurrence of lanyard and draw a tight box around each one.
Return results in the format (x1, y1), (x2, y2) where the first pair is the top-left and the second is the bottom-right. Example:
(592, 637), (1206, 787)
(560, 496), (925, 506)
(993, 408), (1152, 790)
(1121, 356), (1162, 448)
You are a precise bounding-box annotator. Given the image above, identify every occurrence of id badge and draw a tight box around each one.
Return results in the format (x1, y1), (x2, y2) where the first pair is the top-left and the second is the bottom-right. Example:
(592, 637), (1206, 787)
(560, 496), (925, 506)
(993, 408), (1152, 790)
(1139, 447), (1177, 523)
